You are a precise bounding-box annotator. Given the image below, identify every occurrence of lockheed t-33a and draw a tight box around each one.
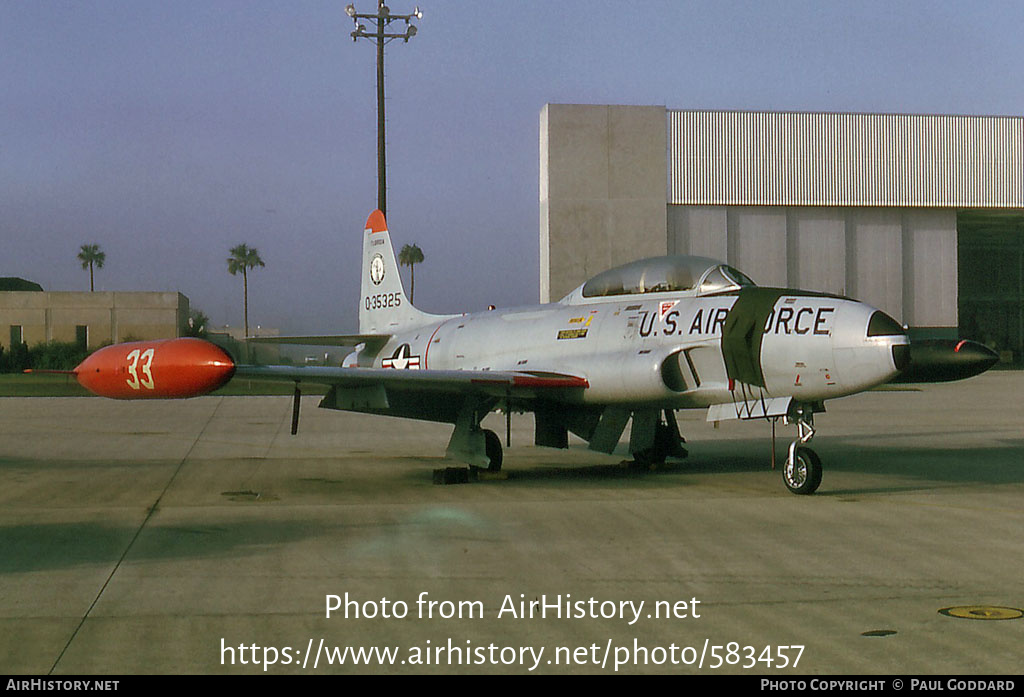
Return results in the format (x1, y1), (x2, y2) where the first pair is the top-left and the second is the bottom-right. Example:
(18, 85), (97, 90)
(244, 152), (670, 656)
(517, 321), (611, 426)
(70, 211), (998, 494)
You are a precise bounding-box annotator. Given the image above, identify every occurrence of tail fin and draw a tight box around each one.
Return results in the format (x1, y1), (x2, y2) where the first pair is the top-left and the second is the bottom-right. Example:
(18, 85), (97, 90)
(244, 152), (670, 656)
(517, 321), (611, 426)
(359, 210), (447, 334)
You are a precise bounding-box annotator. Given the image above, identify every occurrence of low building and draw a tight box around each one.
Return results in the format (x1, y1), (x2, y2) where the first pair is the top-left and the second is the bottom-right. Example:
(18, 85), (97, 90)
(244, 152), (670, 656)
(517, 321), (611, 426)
(206, 325), (281, 365)
(1, 290), (189, 350)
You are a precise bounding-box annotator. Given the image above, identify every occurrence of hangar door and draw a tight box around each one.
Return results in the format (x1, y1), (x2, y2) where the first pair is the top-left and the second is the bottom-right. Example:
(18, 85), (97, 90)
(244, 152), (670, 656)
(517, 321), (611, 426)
(958, 211), (1024, 365)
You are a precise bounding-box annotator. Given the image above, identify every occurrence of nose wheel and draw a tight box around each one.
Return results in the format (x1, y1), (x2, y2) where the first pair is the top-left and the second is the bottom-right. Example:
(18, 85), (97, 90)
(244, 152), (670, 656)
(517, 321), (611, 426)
(783, 446), (822, 495)
(783, 405), (822, 495)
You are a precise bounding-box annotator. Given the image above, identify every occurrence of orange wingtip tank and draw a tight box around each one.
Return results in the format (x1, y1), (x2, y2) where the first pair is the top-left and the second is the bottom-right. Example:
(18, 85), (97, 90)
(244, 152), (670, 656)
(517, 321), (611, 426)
(74, 338), (236, 399)
(365, 209), (388, 234)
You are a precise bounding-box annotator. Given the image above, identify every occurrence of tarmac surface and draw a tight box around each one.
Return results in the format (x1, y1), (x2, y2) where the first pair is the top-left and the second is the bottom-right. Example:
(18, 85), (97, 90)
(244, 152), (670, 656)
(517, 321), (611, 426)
(1, 372), (1022, 675)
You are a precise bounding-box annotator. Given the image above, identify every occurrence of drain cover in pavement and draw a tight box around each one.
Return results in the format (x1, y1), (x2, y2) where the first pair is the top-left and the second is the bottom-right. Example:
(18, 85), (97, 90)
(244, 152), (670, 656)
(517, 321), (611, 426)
(938, 606), (1023, 620)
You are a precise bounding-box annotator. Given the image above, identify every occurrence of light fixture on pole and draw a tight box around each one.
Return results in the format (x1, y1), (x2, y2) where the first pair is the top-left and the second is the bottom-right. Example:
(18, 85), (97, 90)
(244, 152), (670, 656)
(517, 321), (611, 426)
(345, 2), (422, 217)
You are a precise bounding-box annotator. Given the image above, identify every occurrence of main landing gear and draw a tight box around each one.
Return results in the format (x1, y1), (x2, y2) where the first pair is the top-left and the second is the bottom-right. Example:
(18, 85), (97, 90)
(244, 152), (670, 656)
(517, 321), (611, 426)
(444, 399), (505, 471)
(438, 398), (505, 484)
(630, 409), (689, 468)
(435, 427), (502, 485)
(482, 428), (503, 472)
(782, 404), (822, 495)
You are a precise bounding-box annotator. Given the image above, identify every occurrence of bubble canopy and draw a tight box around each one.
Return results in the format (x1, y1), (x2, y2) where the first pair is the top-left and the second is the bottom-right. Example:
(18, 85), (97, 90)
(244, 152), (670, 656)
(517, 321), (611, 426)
(580, 256), (756, 298)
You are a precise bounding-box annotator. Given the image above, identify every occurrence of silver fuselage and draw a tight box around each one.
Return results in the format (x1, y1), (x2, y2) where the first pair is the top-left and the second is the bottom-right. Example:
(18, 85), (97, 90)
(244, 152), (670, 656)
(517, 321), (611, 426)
(359, 289), (907, 411)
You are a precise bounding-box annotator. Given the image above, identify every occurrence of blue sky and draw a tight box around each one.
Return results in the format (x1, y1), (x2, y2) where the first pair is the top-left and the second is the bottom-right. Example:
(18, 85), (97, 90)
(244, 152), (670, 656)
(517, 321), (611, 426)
(3, 1), (1022, 333)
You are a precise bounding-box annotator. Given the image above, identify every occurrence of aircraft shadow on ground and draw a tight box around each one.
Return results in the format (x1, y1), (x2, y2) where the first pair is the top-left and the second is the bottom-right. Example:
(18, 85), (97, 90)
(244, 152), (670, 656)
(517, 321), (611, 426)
(818, 436), (1024, 486)
(490, 452), (766, 484)
(463, 435), (1024, 490)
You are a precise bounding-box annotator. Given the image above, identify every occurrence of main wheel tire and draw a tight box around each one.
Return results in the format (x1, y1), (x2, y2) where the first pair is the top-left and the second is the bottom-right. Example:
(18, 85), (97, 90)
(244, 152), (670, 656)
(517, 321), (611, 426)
(654, 422), (688, 459)
(483, 429), (503, 472)
(783, 446), (822, 495)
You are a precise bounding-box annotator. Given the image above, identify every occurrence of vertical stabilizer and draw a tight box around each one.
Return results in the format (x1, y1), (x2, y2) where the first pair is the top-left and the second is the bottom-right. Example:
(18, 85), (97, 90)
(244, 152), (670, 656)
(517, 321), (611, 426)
(359, 210), (447, 334)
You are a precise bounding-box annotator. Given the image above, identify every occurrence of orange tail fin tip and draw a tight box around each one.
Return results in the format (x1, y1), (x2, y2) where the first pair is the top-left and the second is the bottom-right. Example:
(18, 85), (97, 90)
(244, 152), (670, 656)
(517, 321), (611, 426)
(365, 209), (388, 233)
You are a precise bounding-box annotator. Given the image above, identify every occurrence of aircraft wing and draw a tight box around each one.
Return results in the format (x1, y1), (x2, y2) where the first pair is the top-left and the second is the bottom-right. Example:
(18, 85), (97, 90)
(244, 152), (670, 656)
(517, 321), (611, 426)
(235, 364), (589, 428)
(235, 364), (589, 396)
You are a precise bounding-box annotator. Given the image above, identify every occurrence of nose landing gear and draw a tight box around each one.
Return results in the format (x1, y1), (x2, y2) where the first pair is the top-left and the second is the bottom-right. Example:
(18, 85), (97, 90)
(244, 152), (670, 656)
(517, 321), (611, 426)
(782, 404), (822, 495)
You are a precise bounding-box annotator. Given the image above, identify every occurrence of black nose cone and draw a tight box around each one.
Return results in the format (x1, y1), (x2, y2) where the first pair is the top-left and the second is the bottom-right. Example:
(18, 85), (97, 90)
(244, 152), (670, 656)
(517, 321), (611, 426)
(890, 339), (999, 384)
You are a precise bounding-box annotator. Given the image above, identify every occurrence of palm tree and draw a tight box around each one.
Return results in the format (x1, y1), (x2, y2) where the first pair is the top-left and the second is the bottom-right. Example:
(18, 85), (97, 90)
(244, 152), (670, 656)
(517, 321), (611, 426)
(226, 244), (265, 337)
(398, 243), (424, 303)
(78, 244), (106, 292)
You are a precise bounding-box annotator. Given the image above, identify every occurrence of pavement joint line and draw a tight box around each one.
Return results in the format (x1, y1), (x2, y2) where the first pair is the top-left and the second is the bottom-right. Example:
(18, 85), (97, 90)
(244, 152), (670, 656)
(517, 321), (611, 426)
(269, 396), (294, 454)
(46, 397), (226, 675)
(246, 393), (297, 484)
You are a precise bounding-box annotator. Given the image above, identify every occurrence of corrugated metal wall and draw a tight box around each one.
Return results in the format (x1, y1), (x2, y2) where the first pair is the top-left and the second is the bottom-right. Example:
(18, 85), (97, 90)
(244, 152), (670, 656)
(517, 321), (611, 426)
(669, 111), (1024, 207)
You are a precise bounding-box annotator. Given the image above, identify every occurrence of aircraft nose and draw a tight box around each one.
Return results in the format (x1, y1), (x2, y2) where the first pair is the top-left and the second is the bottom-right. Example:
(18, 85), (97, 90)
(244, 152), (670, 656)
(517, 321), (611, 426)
(952, 340), (1000, 374)
(890, 339), (999, 383)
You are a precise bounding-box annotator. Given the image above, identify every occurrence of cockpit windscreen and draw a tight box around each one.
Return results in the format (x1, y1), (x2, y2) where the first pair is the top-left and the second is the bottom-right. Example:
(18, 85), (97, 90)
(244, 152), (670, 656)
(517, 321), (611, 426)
(581, 256), (755, 298)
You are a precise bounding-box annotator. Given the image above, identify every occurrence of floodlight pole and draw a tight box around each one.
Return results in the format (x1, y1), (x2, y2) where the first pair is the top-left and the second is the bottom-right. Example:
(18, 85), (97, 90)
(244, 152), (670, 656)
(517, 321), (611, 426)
(376, 21), (385, 215)
(346, 2), (422, 218)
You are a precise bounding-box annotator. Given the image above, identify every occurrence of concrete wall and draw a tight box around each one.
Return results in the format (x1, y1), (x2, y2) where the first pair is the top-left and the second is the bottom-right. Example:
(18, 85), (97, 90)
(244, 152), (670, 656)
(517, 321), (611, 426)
(0, 292), (188, 350)
(540, 104), (667, 302)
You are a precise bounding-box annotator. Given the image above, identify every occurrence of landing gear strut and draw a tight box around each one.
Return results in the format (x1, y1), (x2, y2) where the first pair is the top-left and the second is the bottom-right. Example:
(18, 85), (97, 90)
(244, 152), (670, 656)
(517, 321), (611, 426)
(437, 425), (503, 485)
(782, 404), (822, 495)
(482, 428), (502, 472)
(631, 409), (688, 468)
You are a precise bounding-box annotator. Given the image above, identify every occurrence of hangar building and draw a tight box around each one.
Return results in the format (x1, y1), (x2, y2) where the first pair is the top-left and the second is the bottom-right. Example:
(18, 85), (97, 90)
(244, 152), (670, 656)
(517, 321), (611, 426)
(540, 104), (1024, 363)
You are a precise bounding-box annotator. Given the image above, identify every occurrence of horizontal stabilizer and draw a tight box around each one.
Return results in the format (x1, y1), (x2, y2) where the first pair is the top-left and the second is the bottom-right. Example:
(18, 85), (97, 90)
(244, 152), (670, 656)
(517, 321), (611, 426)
(246, 334), (391, 351)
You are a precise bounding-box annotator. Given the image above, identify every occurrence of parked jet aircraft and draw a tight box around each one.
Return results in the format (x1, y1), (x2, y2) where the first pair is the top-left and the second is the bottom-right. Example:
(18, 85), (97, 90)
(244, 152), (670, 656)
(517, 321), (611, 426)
(70, 210), (998, 494)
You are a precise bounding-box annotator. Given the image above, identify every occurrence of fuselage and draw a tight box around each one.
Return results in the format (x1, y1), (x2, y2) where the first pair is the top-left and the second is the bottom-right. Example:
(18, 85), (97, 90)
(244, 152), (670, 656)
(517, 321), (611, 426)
(358, 287), (908, 411)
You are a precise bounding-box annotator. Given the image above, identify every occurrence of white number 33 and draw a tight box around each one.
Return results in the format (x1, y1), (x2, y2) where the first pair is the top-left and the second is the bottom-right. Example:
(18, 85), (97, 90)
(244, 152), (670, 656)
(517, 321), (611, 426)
(125, 348), (155, 390)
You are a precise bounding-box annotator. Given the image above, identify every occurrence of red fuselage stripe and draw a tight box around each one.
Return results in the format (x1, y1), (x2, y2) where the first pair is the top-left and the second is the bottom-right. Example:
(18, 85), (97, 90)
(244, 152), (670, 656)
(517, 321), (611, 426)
(422, 322), (446, 370)
(469, 376), (589, 389)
